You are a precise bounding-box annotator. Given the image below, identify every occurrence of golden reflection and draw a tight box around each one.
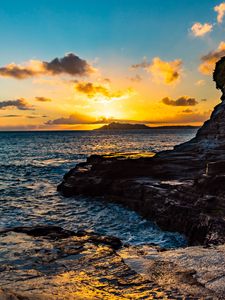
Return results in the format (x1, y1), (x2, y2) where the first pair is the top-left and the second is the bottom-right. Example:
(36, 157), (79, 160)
(0, 232), (175, 300)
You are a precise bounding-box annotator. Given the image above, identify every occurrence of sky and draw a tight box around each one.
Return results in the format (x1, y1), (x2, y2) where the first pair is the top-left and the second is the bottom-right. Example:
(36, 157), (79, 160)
(0, 0), (225, 130)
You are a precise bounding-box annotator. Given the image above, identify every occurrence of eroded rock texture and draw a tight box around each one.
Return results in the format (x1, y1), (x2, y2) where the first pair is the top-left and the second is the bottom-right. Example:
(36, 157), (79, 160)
(0, 226), (222, 299)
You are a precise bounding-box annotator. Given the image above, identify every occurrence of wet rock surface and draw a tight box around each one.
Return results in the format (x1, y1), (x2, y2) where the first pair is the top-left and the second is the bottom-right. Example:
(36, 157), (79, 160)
(0, 225), (222, 299)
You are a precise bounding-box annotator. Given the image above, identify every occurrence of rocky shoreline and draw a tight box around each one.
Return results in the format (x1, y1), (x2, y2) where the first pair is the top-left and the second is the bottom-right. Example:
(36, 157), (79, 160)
(57, 148), (225, 246)
(0, 225), (224, 299)
(55, 58), (225, 298)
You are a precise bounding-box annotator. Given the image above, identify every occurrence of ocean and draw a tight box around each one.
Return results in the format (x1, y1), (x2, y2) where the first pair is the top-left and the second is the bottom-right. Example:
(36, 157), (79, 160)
(0, 129), (197, 248)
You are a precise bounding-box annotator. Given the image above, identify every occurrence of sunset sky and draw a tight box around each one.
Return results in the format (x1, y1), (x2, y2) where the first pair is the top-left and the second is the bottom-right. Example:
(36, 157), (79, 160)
(1, 0), (225, 130)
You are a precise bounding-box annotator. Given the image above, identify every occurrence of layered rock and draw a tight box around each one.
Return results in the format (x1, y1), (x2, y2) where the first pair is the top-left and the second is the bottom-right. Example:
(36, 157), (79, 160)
(58, 57), (225, 246)
(1, 225), (224, 299)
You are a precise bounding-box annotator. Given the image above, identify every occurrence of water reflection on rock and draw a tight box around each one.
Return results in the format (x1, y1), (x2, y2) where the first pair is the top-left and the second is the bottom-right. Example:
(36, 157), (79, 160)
(0, 226), (219, 299)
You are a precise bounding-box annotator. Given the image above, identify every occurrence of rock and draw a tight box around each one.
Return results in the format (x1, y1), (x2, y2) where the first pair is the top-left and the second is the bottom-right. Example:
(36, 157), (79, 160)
(206, 161), (225, 176)
(0, 225), (221, 299)
(0, 225), (75, 239)
(120, 244), (225, 299)
(0, 289), (36, 300)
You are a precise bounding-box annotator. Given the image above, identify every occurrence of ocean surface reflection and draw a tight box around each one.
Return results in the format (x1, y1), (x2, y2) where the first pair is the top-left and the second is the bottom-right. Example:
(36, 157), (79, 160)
(0, 129), (197, 248)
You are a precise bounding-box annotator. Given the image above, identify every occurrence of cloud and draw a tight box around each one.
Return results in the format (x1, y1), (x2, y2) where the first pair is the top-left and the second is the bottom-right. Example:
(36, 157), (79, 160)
(0, 99), (34, 110)
(131, 60), (149, 69)
(182, 109), (194, 113)
(131, 57), (182, 84)
(191, 22), (213, 37)
(149, 57), (182, 84)
(199, 42), (225, 74)
(45, 112), (111, 125)
(46, 110), (210, 127)
(162, 96), (199, 106)
(1, 114), (21, 117)
(214, 2), (225, 23)
(75, 82), (134, 101)
(35, 96), (52, 102)
(129, 74), (142, 82)
(0, 53), (95, 79)
(26, 115), (38, 119)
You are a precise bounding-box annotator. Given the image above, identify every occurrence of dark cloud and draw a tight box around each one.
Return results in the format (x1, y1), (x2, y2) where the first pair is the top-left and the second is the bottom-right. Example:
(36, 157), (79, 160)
(0, 99), (34, 110)
(199, 42), (225, 74)
(131, 61), (149, 69)
(35, 96), (52, 102)
(162, 96), (199, 106)
(1, 114), (21, 117)
(0, 67), (36, 79)
(44, 53), (94, 76)
(0, 53), (95, 79)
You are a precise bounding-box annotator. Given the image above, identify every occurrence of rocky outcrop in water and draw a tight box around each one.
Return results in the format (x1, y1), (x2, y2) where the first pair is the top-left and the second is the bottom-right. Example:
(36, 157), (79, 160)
(58, 57), (225, 246)
(1, 225), (224, 299)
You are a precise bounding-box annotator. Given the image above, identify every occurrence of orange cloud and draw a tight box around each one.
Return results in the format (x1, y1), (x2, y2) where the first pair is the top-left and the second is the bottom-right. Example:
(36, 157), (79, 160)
(35, 97), (52, 102)
(0, 53), (95, 79)
(149, 57), (182, 84)
(182, 109), (194, 113)
(191, 22), (213, 37)
(75, 82), (134, 101)
(131, 57), (182, 84)
(199, 42), (225, 75)
(214, 2), (225, 23)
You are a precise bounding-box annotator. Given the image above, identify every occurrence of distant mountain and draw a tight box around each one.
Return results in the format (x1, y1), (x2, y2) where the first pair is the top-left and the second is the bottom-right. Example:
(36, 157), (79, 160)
(95, 122), (151, 130)
(95, 122), (199, 131)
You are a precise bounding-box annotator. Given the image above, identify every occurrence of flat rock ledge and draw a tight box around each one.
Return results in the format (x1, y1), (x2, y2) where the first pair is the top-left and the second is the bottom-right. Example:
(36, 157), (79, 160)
(0, 225), (224, 299)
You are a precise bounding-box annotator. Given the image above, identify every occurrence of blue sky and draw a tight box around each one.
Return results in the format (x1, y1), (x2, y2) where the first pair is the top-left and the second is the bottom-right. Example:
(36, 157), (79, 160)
(0, 0), (224, 129)
(0, 0), (220, 62)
